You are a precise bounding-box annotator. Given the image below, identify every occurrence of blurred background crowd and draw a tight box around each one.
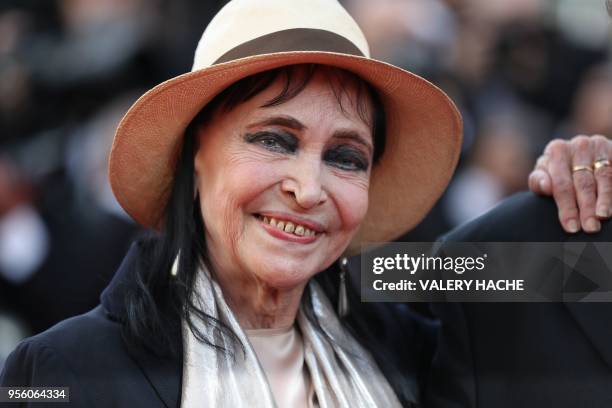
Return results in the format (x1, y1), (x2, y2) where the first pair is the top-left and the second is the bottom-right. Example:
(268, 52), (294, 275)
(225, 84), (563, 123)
(0, 0), (610, 370)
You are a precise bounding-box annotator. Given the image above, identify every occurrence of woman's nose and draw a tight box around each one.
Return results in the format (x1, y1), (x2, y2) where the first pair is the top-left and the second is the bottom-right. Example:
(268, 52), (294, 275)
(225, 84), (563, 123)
(281, 156), (328, 209)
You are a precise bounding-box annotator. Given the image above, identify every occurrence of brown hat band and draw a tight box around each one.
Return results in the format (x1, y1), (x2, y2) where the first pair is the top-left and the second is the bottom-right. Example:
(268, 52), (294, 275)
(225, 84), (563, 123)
(214, 28), (365, 64)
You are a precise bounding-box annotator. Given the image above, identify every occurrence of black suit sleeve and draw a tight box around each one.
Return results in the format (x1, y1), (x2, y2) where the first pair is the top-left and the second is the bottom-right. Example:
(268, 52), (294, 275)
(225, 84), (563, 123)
(0, 339), (94, 407)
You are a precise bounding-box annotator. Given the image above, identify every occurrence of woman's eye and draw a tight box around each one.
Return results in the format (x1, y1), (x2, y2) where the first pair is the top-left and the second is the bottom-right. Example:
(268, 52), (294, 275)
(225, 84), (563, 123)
(260, 137), (280, 149)
(324, 146), (369, 171)
(244, 132), (297, 153)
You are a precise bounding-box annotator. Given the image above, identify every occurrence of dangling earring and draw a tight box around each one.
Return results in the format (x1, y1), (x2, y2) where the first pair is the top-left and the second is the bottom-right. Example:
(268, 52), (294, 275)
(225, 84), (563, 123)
(338, 257), (349, 318)
(170, 249), (181, 277)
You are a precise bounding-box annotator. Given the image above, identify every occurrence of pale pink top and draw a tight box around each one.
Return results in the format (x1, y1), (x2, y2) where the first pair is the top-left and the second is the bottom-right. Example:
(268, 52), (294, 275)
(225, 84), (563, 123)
(246, 326), (316, 407)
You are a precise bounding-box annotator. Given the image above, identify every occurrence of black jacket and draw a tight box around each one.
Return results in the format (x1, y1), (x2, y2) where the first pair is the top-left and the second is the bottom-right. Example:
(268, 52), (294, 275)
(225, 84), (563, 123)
(0, 243), (182, 407)
(426, 192), (612, 408)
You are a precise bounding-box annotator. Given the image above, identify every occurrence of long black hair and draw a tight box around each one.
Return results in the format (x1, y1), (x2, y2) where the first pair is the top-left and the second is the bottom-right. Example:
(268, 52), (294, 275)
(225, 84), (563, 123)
(122, 64), (417, 406)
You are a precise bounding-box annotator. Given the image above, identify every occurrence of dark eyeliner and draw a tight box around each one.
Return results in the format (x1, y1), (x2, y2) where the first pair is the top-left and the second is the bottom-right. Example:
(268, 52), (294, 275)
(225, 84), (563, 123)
(324, 145), (369, 171)
(244, 131), (298, 153)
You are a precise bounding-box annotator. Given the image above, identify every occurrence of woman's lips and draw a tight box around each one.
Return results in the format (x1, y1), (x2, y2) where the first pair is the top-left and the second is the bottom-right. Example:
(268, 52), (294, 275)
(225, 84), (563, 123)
(257, 212), (325, 233)
(254, 214), (321, 244)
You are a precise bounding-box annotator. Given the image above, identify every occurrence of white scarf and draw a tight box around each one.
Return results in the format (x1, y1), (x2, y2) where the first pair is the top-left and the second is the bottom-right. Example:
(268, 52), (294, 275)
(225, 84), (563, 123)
(181, 266), (402, 407)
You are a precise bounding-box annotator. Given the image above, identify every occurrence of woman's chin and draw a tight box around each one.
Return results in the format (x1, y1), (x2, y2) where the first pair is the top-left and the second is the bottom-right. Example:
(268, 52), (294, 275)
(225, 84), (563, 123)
(250, 257), (322, 290)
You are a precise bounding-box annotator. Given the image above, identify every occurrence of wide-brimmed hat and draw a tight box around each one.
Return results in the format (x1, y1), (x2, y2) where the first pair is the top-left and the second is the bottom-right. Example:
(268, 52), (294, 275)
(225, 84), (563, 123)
(109, 0), (462, 255)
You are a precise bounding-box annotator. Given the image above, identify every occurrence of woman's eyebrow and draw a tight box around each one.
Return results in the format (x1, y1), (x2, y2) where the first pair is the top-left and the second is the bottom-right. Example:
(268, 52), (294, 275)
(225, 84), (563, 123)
(332, 130), (373, 155)
(248, 115), (305, 131)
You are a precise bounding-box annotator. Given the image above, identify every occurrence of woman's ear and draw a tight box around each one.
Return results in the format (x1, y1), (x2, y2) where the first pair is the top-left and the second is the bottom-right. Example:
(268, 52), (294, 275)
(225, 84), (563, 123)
(192, 118), (211, 169)
(192, 126), (203, 191)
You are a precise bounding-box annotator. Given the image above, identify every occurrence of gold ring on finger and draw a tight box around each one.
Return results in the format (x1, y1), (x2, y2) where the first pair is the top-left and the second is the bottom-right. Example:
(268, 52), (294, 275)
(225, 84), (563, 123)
(593, 158), (611, 171)
(572, 164), (593, 173)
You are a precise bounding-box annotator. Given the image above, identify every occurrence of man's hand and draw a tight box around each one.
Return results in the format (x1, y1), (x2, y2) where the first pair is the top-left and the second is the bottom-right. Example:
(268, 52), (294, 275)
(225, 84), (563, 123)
(529, 134), (612, 233)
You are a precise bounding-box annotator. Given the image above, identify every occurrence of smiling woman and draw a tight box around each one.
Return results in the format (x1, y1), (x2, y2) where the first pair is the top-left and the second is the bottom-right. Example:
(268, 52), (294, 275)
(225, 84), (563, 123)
(138, 64), (386, 344)
(128, 64), (411, 405)
(112, 62), (413, 407)
(2, 0), (609, 407)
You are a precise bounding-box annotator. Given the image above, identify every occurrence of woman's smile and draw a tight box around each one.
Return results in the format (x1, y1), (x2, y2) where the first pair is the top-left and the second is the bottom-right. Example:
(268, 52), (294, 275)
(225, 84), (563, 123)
(254, 212), (324, 244)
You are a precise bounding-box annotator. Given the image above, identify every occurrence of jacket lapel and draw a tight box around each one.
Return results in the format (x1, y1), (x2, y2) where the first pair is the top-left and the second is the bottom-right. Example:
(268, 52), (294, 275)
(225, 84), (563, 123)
(563, 235), (612, 372)
(101, 242), (183, 407)
(123, 340), (183, 408)
(565, 302), (612, 371)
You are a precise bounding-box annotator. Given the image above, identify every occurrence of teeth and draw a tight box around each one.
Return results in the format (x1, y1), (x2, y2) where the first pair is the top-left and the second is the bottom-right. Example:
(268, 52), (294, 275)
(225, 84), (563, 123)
(258, 215), (316, 237)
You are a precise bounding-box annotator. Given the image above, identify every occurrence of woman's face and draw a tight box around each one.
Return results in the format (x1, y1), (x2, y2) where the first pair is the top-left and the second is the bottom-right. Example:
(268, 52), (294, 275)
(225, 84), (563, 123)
(195, 71), (373, 289)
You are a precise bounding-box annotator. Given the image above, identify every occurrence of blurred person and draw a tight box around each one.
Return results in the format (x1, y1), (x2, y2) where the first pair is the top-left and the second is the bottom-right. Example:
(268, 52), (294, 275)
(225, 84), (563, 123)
(442, 0), (608, 146)
(560, 63), (612, 138)
(0, 156), (48, 366)
(32, 0), (158, 85)
(64, 93), (142, 222)
(0, 157), (48, 287)
(0, 1), (610, 407)
(444, 113), (534, 226)
(1, 0), (466, 406)
(442, 0), (545, 91)
(0, 9), (35, 145)
(0, 0), (167, 148)
(0, 0), (164, 336)
(0, 96), (139, 337)
(344, 0), (456, 74)
(492, 21), (607, 122)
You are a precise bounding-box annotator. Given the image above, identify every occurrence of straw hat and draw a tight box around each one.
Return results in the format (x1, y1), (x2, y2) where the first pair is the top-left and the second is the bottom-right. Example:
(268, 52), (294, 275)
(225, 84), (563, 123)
(108, 0), (462, 254)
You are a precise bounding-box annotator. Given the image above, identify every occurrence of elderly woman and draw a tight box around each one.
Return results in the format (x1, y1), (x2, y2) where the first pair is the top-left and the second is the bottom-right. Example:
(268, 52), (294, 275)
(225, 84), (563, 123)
(1, 0), (611, 407)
